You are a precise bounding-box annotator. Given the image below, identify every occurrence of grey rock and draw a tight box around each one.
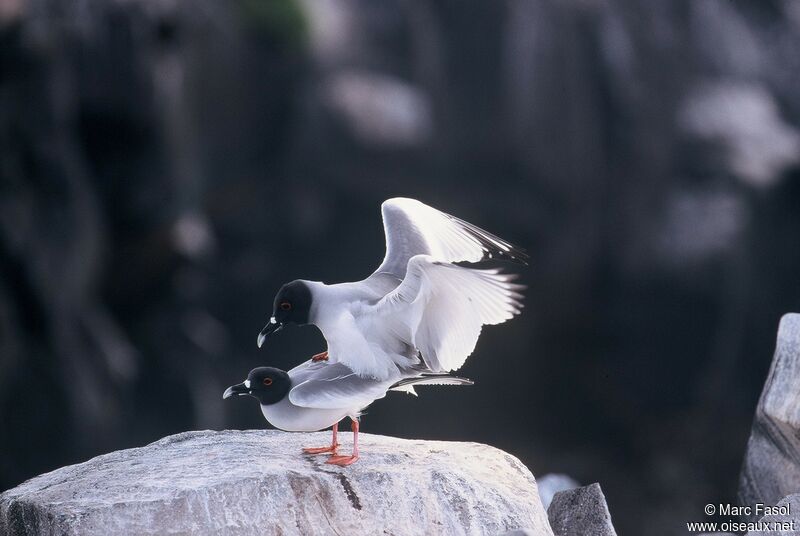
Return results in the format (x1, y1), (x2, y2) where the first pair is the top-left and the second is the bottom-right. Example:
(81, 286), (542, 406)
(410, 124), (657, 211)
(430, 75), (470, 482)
(547, 483), (617, 536)
(739, 313), (800, 518)
(537, 474), (581, 511)
(0, 430), (553, 536)
(746, 493), (800, 535)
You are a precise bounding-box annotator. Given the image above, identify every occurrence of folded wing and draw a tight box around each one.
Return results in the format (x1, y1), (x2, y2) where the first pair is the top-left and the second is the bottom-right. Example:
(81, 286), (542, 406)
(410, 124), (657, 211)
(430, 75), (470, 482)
(374, 255), (524, 372)
(288, 362), (393, 410)
(374, 197), (528, 279)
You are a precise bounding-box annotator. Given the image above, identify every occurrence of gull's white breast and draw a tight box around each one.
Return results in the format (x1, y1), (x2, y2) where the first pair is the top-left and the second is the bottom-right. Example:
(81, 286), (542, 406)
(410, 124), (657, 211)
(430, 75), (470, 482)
(260, 399), (355, 432)
(307, 278), (421, 379)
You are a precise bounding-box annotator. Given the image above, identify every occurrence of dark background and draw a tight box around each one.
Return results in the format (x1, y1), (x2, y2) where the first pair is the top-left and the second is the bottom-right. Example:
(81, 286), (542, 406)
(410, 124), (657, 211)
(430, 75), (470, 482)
(2, 1), (800, 534)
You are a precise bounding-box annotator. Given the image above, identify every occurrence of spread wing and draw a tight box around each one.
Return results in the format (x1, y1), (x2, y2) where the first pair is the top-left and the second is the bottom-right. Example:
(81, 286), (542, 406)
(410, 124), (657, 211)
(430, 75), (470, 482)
(373, 255), (524, 372)
(374, 198), (528, 279)
(288, 362), (394, 409)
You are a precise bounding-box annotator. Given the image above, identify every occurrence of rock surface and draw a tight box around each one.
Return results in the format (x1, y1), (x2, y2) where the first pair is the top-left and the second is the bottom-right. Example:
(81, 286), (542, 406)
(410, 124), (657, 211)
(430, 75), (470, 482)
(0, 430), (553, 536)
(739, 313), (800, 517)
(746, 493), (800, 536)
(547, 483), (617, 536)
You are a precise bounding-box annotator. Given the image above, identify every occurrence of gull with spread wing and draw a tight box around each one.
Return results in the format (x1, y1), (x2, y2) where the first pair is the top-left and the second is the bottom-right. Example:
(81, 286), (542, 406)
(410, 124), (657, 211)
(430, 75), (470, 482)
(257, 197), (527, 381)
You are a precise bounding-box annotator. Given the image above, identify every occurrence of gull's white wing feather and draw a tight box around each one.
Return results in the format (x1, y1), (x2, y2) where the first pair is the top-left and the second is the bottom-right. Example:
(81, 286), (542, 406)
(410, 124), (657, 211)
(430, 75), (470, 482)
(374, 198), (528, 279)
(321, 310), (405, 380)
(288, 362), (392, 409)
(374, 255), (524, 372)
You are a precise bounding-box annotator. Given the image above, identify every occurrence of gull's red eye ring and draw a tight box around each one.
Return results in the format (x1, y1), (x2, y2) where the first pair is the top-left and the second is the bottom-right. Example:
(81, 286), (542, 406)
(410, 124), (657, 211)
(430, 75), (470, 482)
(280, 302), (291, 311)
(263, 377), (273, 386)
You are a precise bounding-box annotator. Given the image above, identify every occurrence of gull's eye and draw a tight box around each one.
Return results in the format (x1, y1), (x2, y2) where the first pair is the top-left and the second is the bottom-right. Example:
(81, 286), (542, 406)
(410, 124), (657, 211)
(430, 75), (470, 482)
(280, 301), (291, 311)
(263, 377), (273, 386)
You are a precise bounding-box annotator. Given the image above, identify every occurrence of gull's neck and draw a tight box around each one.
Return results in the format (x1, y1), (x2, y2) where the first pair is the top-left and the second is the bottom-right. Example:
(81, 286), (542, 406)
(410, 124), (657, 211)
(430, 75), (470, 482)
(303, 280), (328, 325)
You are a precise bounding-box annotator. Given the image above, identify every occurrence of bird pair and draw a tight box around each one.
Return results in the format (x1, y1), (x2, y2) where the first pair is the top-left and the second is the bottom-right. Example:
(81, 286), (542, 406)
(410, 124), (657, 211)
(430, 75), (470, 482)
(224, 198), (526, 465)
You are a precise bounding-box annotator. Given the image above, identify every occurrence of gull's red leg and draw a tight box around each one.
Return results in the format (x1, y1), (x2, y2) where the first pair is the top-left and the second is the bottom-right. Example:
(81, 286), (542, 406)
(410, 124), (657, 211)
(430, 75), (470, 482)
(326, 419), (359, 466)
(311, 351), (329, 362)
(303, 422), (339, 454)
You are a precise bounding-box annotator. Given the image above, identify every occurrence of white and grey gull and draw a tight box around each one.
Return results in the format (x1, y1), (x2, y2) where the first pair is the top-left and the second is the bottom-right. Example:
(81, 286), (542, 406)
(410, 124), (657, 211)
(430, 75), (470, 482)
(256, 197), (527, 380)
(224, 359), (472, 465)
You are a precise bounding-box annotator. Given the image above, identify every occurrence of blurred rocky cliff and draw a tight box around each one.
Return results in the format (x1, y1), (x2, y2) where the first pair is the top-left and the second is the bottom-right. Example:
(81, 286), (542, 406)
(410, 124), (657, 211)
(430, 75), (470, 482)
(1, 1), (799, 534)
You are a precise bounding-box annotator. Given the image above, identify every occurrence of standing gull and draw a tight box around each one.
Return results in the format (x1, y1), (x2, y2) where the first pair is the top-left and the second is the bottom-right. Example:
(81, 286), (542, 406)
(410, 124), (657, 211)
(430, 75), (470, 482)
(257, 197), (527, 380)
(224, 360), (472, 465)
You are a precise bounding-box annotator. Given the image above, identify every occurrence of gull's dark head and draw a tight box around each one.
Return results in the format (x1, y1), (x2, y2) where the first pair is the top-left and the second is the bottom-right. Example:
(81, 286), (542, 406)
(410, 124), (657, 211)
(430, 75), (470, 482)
(222, 367), (291, 406)
(257, 280), (312, 348)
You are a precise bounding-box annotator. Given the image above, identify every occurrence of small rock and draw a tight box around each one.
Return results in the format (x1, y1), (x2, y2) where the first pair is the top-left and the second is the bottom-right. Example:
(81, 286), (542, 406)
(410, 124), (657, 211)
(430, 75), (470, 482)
(739, 313), (800, 518)
(547, 483), (618, 536)
(0, 430), (553, 536)
(537, 473), (581, 510)
(746, 493), (800, 535)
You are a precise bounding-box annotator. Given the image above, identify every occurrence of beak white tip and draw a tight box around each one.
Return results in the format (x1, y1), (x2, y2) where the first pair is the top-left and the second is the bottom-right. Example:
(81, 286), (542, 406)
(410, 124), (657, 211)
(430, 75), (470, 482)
(257, 332), (266, 348)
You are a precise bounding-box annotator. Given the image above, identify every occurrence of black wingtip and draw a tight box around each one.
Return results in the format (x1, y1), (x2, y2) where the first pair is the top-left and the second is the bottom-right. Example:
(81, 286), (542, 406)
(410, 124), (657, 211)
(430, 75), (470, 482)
(447, 213), (530, 266)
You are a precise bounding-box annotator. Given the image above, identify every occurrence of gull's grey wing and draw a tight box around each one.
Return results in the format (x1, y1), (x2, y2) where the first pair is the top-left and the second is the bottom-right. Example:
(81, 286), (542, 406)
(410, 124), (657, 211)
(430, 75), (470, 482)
(288, 362), (395, 410)
(373, 198), (528, 279)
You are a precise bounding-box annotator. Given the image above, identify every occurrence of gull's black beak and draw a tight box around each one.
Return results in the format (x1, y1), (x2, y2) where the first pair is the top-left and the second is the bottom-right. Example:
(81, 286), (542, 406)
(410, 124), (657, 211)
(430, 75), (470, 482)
(223, 382), (250, 400)
(257, 317), (283, 348)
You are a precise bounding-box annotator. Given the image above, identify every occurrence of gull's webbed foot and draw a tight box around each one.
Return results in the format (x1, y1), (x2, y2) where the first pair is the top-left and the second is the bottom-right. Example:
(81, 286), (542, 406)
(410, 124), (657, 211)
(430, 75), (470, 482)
(302, 422), (339, 455)
(311, 351), (329, 362)
(325, 454), (359, 466)
(303, 444), (339, 455)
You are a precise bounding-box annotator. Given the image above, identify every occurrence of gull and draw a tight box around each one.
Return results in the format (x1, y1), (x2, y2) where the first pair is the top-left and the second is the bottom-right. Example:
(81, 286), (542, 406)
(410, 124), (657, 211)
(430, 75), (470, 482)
(257, 197), (527, 380)
(223, 359), (472, 465)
